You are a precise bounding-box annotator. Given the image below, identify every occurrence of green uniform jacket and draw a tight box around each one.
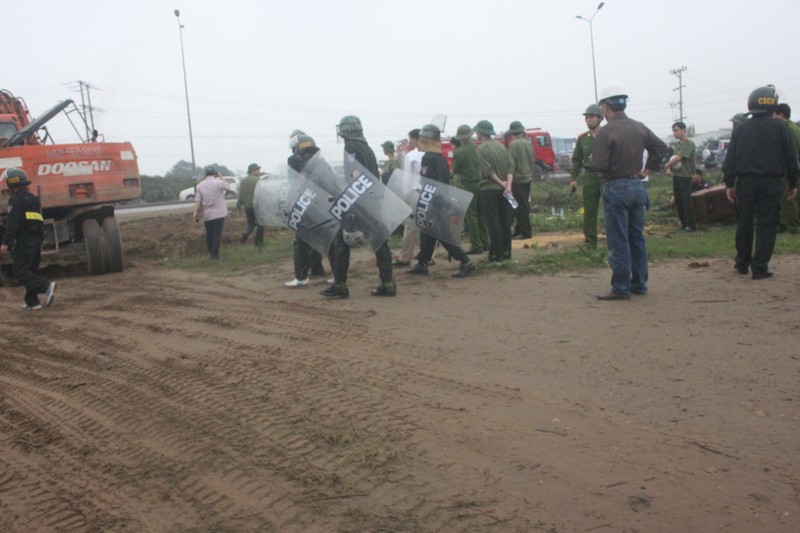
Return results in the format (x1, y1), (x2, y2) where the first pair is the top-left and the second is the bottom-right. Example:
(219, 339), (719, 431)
(571, 131), (599, 182)
(788, 121), (800, 165)
(452, 142), (480, 188)
(672, 138), (696, 178)
(237, 174), (260, 210)
(476, 139), (513, 191)
(508, 136), (535, 184)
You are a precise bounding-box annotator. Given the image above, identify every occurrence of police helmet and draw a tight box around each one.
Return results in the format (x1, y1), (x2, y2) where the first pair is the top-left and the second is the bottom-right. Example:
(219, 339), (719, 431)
(204, 165), (218, 176)
(1, 167), (31, 188)
(747, 85), (778, 114)
(296, 134), (317, 154)
(583, 104), (604, 117)
(337, 115), (363, 138)
(419, 123), (441, 141)
(288, 129), (306, 149)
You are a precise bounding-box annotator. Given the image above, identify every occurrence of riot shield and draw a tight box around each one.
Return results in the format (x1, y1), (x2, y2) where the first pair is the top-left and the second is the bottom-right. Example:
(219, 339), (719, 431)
(387, 169), (473, 247)
(253, 167), (298, 228)
(318, 151), (411, 251)
(253, 164), (339, 256)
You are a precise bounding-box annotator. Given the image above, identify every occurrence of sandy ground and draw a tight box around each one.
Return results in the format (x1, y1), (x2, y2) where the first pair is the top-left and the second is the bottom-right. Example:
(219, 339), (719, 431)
(0, 213), (798, 533)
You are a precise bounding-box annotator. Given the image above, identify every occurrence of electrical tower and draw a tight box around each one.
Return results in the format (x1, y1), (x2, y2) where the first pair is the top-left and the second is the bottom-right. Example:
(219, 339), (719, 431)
(72, 81), (99, 141)
(670, 66), (687, 122)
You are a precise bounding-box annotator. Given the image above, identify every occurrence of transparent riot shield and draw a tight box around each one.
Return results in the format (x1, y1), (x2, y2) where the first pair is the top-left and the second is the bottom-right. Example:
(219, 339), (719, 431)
(387, 169), (473, 247)
(253, 166), (299, 228)
(319, 152), (411, 251)
(253, 164), (339, 256)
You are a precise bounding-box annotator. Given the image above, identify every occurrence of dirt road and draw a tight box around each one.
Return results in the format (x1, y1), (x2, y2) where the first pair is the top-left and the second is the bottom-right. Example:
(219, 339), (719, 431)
(1, 215), (798, 532)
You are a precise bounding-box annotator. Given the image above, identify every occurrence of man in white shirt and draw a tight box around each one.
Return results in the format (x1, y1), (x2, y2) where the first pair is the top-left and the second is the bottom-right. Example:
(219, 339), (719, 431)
(193, 165), (231, 260)
(394, 128), (423, 266)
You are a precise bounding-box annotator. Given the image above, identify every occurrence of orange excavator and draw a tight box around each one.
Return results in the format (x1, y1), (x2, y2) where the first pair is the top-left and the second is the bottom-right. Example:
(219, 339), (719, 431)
(0, 88), (141, 280)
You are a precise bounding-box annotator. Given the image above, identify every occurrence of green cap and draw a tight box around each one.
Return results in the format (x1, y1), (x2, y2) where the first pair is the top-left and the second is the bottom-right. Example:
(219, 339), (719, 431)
(381, 140), (395, 153)
(508, 120), (525, 135)
(474, 120), (495, 137)
(247, 163), (261, 173)
(730, 112), (749, 125)
(454, 124), (473, 142)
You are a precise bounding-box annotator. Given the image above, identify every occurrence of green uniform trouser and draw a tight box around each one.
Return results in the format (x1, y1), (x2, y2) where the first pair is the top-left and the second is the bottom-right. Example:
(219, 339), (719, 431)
(673, 176), (695, 230)
(462, 180), (489, 251)
(780, 177), (800, 233)
(582, 173), (602, 249)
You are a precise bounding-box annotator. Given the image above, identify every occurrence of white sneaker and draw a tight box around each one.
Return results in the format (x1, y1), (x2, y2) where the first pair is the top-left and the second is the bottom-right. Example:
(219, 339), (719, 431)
(23, 303), (43, 310)
(44, 282), (56, 306)
(327, 277), (335, 284)
(284, 278), (309, 287)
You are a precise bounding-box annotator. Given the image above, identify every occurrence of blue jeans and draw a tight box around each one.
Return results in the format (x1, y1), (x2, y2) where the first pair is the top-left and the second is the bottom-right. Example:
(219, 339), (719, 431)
(601, 178), (648, 295)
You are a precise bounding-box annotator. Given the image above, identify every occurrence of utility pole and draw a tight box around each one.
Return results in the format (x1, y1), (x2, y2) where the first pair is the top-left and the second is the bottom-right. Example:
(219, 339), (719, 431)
(670, 66), (687, 122)
(75, 80), (98, 141)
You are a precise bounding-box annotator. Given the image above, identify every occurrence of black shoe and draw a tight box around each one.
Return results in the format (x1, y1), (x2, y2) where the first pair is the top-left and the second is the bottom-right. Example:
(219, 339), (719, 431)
(371, 283), (397, 297)
(407, 264), (428, 275)
(752, 270), (774, 280)
(392, 260), (410, 267)
(452, 261), (477, 278)
(596, 290), (631, 301)
(735, 264), (749, 275)
(320, 285), (349, 298)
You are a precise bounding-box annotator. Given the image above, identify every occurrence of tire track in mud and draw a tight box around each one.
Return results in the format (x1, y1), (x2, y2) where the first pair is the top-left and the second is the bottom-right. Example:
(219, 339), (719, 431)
(1, 269), (534, 531)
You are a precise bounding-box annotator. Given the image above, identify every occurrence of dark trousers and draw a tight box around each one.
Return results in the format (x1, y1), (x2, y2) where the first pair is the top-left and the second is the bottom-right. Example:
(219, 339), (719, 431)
(204, 217), (225, 259)
(417, 232), (469, 265)
(481, 189), (512, 261)
(511, 181), (532, 238)
(241, 207), (265, 246)
(293, 237), (325, 280)
(734, 176), (782, 274)
(462, 180), (489, 251)
(12, 239), (50, 306)
(673, 176), (695, 229)
(329, 230), (392, 285)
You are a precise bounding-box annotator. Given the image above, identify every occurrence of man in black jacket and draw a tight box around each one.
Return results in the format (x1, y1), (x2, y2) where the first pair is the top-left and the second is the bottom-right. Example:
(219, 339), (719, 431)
(723, 85), (799, 279)
(0, 168), (56, 310)
(320, 115), (395, 298)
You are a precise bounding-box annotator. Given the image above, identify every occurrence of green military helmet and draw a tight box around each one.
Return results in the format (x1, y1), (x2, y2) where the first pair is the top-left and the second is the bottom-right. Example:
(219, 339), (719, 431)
(204, 165), (218, 176)
(247, 163), (261, 173)
(583, 104), (603, 117)
(1, 167), (31, 188)
(419, 123), (441, 140)
(454, 124), (473, 142)
(730, 112), (749, 125)
(474, 120), (495, 137)
(508, 120), (525, 135)
(747, 85), (778, 114)
(381, 140), (395, 153)
(337, 115), (363, 138)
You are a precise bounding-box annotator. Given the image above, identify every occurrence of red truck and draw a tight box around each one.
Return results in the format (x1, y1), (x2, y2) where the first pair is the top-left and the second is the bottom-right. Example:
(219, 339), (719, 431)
(395, 127), (555, 179)
(1, 89), (141, 280)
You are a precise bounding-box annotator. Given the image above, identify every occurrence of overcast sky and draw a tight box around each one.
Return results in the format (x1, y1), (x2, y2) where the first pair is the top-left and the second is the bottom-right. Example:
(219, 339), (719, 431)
(8, 0), (800, 176)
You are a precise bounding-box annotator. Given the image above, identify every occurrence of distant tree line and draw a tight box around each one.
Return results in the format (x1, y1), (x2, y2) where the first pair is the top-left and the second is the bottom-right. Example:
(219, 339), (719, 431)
(138, 160), (234, 202)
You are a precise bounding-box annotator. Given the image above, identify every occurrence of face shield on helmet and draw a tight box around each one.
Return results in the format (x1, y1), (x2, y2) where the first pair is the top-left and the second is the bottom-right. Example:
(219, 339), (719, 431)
(336, 115), (363, 140)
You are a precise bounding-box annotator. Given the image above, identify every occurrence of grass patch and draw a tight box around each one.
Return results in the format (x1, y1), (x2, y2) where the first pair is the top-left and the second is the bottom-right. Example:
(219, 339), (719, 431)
(169, 228), (295, 272)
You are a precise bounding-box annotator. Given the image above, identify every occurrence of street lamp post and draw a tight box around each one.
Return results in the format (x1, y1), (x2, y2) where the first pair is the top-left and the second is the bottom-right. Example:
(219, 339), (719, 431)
(576, 2), (605, 103)
(174, 9), (197, 179)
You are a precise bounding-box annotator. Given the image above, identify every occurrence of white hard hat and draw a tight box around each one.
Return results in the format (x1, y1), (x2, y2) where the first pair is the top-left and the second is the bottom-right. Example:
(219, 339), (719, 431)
(598, 81), (628, 103)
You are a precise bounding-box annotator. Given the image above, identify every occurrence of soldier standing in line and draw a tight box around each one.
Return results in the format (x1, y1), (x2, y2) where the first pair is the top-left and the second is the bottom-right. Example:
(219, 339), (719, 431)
(774, 103), (800, 234)
(474, 120), (514, 262)
(569, 104), (604, 249)
(452, 124), (488, 254)
(507, 120), (535, 240)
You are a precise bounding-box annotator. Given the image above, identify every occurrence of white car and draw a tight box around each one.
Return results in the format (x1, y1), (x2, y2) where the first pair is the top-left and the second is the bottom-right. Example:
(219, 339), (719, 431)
(179, 177), (240, 201)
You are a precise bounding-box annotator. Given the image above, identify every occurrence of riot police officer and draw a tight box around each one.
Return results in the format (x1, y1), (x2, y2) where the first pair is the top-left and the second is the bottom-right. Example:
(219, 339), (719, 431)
(0, 168), (56, 310)
(723, 85), (799, 279)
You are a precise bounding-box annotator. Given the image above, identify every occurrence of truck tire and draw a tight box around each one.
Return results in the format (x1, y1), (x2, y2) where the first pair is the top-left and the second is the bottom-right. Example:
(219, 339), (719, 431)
(102, 217), (124, 273)
(83, 219), (108, 275)
(533, 162), (546, 181)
